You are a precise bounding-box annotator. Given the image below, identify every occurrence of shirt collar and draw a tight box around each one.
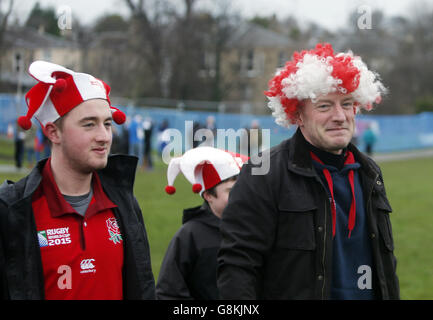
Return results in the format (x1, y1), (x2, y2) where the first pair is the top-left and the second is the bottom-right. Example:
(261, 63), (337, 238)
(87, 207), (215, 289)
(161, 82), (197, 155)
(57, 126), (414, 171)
(41, 157), (117, 218)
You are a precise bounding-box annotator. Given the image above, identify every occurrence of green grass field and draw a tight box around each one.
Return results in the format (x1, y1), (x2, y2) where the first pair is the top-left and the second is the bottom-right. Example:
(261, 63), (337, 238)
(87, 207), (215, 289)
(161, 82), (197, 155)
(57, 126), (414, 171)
(1, 140), (432, 299)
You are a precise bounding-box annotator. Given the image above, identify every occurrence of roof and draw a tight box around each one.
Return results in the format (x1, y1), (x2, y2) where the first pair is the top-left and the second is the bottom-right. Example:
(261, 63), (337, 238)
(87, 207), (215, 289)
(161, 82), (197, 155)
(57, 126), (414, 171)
(227, 22), (292, 49)
(4, 26), (78, 49)
(87, 31), (130, 50)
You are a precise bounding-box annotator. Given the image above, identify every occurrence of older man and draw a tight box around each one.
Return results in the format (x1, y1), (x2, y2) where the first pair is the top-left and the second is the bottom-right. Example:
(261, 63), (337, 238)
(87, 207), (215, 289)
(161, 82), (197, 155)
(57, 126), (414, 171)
(217, 43), (399, 300)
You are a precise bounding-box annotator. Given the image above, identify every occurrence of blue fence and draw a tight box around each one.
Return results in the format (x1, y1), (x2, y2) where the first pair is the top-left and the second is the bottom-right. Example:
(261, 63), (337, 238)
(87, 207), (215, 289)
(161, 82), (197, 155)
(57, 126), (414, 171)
(1, 94), (433, 153)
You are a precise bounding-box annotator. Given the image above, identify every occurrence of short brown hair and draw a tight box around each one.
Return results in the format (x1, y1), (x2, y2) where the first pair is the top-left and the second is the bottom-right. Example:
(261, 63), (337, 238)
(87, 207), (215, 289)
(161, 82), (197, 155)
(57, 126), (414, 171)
(204, 176), (237, 198)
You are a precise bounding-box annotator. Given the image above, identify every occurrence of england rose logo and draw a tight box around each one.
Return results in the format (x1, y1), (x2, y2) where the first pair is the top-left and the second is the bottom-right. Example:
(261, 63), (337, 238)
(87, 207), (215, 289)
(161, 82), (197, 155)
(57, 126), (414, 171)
(106, 217), (122, 244)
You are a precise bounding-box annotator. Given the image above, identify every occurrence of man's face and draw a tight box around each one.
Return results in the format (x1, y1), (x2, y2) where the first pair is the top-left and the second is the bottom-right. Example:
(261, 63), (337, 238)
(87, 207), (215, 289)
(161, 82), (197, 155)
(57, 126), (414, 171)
(297, 92), (356, 154)
(205, 179), (236, 219)
(56, 99), (113, 173)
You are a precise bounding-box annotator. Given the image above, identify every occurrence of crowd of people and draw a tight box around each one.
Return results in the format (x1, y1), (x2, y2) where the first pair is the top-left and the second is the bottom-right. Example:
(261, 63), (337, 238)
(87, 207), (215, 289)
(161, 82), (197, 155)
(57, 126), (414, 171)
(9, 122), (51, 170)
(9, 113), (377, 173)
(0, 43), (398, 300)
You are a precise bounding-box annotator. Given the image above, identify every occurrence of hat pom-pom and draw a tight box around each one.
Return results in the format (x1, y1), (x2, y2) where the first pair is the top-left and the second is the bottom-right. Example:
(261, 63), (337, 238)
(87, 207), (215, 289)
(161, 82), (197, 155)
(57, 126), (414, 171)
(54, 78), (67, 92)
(192, 183), (202, 193)
(112, 109), (126, 124)
(165, 185), (176, 195)
(17, 116), (32, 130)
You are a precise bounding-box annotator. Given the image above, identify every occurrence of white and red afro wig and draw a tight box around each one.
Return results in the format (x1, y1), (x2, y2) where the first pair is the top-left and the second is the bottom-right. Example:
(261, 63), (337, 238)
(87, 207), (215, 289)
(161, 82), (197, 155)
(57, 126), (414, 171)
(165, 147), (248, 196)
(18, 61), (126, 130)
(264, 43), (387, 127)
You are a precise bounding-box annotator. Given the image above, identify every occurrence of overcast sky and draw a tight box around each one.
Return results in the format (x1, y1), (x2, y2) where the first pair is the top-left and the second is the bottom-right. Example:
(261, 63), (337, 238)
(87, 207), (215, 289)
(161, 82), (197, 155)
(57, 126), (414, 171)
(10, 0), (433, 31)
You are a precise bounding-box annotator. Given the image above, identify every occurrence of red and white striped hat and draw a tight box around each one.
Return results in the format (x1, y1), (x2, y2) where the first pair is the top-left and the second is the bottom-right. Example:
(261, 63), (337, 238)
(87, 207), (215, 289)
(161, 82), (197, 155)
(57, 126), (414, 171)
(165, 147), (248, 196)
(18, 61), (125, 130)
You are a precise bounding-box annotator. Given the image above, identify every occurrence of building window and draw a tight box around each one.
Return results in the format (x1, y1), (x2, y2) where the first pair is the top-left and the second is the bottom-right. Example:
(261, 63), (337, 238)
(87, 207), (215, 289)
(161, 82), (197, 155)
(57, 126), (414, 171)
(240, 49), (265, 78)
(278, 51), (287, 67)
(240, 49), (256, 78)
(246, 50), (254, 71)
(43, 49), (52, 61)
(199, 51), (216, 77)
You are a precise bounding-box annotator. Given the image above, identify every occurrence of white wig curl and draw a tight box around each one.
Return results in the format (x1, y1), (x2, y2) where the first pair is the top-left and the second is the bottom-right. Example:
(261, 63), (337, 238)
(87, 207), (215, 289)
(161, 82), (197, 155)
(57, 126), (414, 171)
(264, 43), (387, 128)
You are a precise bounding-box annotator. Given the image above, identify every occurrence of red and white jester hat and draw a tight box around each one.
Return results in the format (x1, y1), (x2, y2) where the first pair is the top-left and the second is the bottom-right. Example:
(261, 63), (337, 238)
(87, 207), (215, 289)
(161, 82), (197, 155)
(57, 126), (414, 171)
(165, 147), (249, 196)
(18, 60), (126, 130)
(264, 43), (387, 127)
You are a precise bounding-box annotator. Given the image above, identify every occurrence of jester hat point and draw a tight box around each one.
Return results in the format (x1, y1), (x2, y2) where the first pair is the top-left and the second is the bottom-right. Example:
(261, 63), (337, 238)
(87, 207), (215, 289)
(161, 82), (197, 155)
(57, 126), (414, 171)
(165, 147), (249, 196)
(18, 60), (125, 130)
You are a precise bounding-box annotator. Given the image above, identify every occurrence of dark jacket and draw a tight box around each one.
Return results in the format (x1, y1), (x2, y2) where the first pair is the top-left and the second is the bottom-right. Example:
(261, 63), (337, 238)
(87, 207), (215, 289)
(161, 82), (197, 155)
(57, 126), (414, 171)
(156, 202), (220, 300)
(217, 129), (399, 300)
(0, 155), (155, 300)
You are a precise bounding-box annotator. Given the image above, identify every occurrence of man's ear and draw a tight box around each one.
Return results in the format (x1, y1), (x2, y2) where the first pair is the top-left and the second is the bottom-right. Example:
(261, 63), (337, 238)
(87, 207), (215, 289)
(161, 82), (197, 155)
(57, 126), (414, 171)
(202, 190), (213, 203)
(295, 111), (303, 127)
(43, 122), (61, 144)
(295, 102), (305, 127)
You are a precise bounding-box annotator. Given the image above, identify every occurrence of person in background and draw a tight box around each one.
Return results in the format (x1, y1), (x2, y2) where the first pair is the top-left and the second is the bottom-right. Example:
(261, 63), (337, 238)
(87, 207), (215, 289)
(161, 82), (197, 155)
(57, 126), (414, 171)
(217, 43), (399, 300)
(24, 124), (37, 168)
(243, 119), (263, 157)
(157, 119), (170, 156)
(156, 147), (247, 300)
(14, 122), (25, 170)
(362, 123), (378, 156)
(143, 117), (154, 170)
(35, 126), (46, 162)
(192, 120), (203, 148)
(0, 61), (155, 300)
(110, 125), (123, 155)
(128, 114), (144, 168)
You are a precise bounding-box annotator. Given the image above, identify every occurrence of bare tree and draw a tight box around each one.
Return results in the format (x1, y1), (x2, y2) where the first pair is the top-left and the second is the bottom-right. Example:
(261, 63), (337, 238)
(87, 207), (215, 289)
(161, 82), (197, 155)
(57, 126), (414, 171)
(209, 1), (239, 101)
(0, 0), (14, 79)
(163, 0), (239, 101)
(0, 0), (13, 46)
(124, 0), (175, 98)
(166, 0), (200, 99)
(123, 0), (239, 101)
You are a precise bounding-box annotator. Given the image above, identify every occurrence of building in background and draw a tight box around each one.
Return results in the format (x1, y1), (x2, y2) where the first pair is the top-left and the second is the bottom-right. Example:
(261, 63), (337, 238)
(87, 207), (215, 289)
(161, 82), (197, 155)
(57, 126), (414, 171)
(0, 26), (81, 92)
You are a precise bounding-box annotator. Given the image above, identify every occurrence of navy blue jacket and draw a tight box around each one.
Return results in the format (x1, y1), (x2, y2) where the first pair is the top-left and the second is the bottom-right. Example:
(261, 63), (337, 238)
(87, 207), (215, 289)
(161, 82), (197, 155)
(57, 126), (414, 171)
(312, 158), (375, 299)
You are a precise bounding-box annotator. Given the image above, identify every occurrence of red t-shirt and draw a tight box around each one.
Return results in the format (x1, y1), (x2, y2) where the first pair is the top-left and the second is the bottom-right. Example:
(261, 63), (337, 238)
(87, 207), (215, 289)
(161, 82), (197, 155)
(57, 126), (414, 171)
(32, 158), (124, 300)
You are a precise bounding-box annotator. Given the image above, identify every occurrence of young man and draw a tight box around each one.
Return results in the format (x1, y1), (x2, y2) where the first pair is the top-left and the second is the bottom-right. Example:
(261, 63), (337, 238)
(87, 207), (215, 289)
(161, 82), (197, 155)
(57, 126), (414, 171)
(156, 147), (247, 300)
(0, 61), (155, 299)
(217, 43), (399, 299)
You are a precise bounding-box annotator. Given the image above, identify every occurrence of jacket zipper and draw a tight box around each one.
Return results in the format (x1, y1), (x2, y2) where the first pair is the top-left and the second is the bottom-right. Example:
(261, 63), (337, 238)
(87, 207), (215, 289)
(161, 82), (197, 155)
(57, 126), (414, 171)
(366, 172), (381, 297)
(314, 174), (329, 300)
(321, 198), (328, 299)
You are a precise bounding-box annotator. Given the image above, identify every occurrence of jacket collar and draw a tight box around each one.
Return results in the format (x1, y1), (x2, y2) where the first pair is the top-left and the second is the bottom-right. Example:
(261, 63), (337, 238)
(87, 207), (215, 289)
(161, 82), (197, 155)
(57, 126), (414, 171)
(287, 128), (380, 180)
(39, 157), (117, 219)
(8, 155), (138, 206)
(97, 155), (138, 191)
(182, 201), (220, 228)
(287, 128), (318, 177)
